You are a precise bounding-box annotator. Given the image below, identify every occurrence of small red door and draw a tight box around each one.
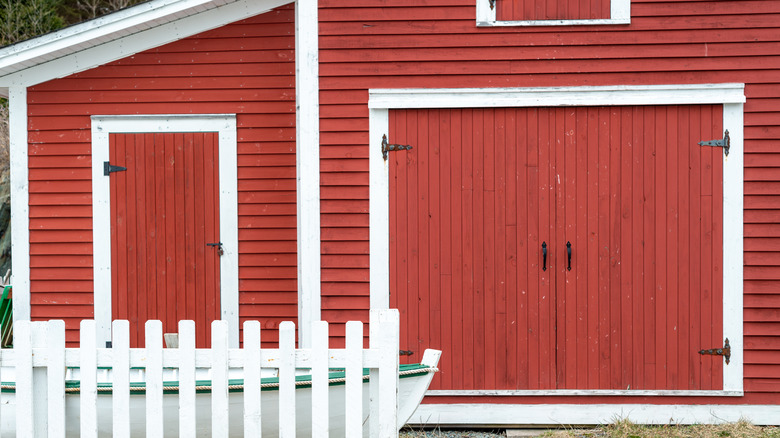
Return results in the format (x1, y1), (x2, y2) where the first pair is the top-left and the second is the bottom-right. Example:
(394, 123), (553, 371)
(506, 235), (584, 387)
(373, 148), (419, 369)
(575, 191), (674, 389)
(390, 105), (724, 391)
(110, 132), (221, 348)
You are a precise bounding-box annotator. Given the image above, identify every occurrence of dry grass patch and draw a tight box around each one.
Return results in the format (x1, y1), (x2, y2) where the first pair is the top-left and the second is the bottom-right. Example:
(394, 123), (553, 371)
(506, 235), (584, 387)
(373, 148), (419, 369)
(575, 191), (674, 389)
(544, 419), (780, 438)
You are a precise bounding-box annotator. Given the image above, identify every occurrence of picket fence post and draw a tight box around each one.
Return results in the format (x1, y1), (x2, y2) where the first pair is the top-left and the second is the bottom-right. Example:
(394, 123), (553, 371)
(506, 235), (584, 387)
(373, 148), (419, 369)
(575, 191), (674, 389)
(3, 311), (403, 438)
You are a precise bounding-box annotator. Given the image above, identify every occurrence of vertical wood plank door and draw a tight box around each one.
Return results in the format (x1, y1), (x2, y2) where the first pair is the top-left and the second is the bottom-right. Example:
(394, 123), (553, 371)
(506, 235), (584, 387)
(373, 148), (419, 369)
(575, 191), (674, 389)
(110, 132), (221, 348)
(390, 105), (724, 391)
(496, 0), (611, 21)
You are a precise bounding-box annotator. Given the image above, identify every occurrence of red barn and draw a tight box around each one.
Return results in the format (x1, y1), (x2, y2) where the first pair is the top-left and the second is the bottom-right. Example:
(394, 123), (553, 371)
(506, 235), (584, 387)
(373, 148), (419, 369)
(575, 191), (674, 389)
(0, 0), (778, 426)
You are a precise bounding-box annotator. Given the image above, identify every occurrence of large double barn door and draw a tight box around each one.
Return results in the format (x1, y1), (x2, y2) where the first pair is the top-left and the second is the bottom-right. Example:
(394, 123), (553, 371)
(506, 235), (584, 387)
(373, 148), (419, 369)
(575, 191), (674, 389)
(389, 105), (724, 391)
(109, 132), (221, 348)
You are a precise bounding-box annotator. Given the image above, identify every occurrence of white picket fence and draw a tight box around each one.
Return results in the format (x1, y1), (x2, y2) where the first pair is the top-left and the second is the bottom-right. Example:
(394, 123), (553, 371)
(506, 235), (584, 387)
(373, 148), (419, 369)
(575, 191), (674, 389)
(0, 309), (401, 437)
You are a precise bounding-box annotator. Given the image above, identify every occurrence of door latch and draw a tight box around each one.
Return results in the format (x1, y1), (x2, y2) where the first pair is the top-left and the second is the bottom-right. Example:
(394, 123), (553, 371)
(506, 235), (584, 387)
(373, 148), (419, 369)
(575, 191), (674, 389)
(207, 242), (224, 256)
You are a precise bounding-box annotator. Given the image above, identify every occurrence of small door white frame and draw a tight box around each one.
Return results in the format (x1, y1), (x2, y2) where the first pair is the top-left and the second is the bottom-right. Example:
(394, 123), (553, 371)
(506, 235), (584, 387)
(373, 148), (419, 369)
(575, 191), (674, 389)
(91, 115), (239, 347)
(368, 83), (745, 396)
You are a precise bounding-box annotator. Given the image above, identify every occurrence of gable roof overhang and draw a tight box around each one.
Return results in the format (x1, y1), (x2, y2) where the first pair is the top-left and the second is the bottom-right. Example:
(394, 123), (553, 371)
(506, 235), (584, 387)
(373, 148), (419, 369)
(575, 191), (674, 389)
(0, 0), (292, 92)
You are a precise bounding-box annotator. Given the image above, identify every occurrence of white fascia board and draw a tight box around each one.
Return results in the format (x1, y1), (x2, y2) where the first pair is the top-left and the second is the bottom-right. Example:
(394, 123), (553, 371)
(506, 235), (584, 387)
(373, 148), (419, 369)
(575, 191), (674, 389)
(410, 404), (780, 426)
(9, 86), (29, 324)
(0, 0), (292, 87)
(369, 84), (747, 109)
(295, 0), (321, 348)
(476, 0), (630, 26)
(91, 114), (239, 347)
(369, 83), (746, 396)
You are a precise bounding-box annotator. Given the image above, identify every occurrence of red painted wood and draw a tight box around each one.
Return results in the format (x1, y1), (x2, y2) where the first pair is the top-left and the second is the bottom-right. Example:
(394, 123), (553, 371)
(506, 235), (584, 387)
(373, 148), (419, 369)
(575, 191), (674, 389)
(497, 0), (610, 21)
(28, 6), (297, 342)
(110, 132), (220, 348)
(392, 105), (723, 391)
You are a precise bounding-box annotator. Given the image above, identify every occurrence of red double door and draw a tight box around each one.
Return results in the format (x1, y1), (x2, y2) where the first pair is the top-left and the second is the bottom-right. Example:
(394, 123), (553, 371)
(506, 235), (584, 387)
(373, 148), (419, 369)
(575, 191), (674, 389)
(390, 105), (724, 391)
(109, 132), (221, 348)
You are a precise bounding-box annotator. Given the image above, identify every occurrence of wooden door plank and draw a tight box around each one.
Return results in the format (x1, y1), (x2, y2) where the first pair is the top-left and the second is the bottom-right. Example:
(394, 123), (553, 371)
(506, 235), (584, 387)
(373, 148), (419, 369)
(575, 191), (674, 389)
(438, 109), (453, 389)
(654, 107), (668, 390)
(688, 106), (703, 390)
(153, 133), (167, 339)
(450, 109), (465, 388)
(677, 106), (693, 390)
(665, 106), (680, 390)
(494, 108), (509, 389)
(472, 109), (486, 389)
(515, 108), (530, 390)
(699, 106), (714, 389)
(608, 107), (623, 389)
(619, 107), (634, 388)
(712, 107), (725, 389)
(461, 108), (475, 389)
(112, 134), (128, 326)
(417, 109), (432, 381)
(482, 108), (497, 389)
(529, 108), (556, 389)
(596, 107), (611, 389)
(143, 133), (157, 340)
(504, 108), (519, 389)
(551, 107), (565, 388)
(163, 134), (177, 334)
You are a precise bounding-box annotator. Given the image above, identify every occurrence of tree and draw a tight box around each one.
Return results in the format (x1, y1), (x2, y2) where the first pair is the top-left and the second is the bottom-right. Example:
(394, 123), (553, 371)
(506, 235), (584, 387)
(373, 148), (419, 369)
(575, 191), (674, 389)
(0, 0), (65, 46)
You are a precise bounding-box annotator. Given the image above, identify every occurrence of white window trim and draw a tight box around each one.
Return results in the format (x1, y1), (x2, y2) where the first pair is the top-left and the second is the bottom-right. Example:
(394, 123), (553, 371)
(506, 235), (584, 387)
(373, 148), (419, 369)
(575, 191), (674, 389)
(91, 115), (239, 347)
(368, 83), (745, 397)
(476, 0), (630, 26)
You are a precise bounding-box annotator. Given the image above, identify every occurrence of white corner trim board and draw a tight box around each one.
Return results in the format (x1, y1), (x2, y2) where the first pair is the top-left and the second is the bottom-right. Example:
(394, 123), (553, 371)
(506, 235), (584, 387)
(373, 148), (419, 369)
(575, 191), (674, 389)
(476, 0), (630, 26)
(368, 83), (746, 396)
(91, 115), (239, 347)
(295, 0), (321, 349)
(409, 404), (780, 426)
(9, 86), (30, 324)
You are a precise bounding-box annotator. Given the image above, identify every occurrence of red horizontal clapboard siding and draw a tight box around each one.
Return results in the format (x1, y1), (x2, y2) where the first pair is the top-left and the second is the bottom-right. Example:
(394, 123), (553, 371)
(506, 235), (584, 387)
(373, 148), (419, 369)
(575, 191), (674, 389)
(318, 0), (780, 401)
(28, 6), (297, 346)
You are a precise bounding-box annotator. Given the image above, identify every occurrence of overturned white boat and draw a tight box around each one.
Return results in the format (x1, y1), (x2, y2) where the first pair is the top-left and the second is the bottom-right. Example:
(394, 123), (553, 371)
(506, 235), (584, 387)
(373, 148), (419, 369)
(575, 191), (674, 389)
(0, 350), (441, 437)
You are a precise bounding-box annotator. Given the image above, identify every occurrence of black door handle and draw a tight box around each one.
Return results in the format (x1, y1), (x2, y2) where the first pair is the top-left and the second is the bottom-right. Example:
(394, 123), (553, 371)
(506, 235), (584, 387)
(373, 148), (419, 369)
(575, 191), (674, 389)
(566, 241), (572, 271)
(542, 242), (547, 271)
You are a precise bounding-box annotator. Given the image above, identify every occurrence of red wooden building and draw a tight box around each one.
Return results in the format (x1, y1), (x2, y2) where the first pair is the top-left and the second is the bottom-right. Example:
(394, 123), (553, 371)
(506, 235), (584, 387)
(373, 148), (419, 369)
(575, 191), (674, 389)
(0, 0), (778, 426)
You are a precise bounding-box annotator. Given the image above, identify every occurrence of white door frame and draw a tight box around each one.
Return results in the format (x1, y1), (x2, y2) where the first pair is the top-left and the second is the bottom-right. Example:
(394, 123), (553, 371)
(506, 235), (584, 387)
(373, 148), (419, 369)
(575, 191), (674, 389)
(368, 83), (745, 397)
(91, 114), (239, 347)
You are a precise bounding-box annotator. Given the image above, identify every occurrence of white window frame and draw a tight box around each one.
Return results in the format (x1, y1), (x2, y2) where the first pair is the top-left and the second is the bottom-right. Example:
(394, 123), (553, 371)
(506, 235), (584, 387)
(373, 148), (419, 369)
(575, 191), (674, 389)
(476, 0), (631, 26)
(368, 83), (745, 397)
(91, 115), (239, 347)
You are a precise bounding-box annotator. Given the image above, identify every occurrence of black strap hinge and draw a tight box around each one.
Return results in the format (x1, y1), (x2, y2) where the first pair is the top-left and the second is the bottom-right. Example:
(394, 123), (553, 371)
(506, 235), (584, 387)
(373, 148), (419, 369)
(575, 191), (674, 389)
(104, 162), (127, 176)
(382, 134), (413, 161)
(698, 129), (730, 157)
(399, 350), (414, 356)
(699, 338), (731, 365)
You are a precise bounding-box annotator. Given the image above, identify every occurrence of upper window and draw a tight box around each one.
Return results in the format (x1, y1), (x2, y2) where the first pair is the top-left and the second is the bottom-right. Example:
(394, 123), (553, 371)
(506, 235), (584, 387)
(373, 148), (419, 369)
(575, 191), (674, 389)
(476, 0), (630, 26)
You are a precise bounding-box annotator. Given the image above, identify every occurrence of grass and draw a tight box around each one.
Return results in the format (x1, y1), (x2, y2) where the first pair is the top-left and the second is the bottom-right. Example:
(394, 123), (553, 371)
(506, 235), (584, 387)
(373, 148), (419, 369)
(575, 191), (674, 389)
(545, 420), (780, 438)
